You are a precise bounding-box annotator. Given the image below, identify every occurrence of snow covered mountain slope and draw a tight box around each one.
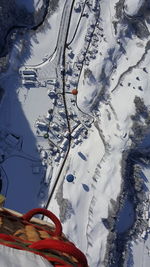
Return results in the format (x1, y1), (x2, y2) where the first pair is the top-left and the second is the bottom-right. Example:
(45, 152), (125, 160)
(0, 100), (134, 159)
(0, 0), (150, 266)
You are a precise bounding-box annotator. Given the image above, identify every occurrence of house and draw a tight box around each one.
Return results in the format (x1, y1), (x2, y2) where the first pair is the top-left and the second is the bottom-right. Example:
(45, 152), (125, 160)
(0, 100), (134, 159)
(66, 63), (73, 76)
(141, 230), (147, 239)
(92, 0), (98, 11)
(64, 131), (69, 138)
(20, 69), (37, 76)
(92, 41), (98, 48)
(75, 62), (82, 70)
(84, 60), (89, 66)
(23, 74), (36, 80)
(87, 28), (93, 37)
(35, 120), (48, 131)
(60, 152), (65, 158)
(71, 126), (84, 139)
(70, 78), (77, 86)
(93, 35), (99, 42)
(90, 54), (96, 59)
(22, 79), (37, 87)
(77, 54), (84, 63)
(56, 99), (63, 107)
(20, 68), (37, 87)
(91, 48), (98, 54)
(54, 152), (61, 162)
(47, 79), (58, 86)
(46, 112), (52, 121)
(59, 110), (66, 118)
(60, 139), (69, 151)
(41, 150), (47, 159)
(85, 35), (91, 42)
(65, 80), (70, 88)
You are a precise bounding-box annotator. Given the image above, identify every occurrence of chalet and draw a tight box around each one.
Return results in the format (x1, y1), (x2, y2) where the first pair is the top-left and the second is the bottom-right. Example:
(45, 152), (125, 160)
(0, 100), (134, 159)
(41, 150), (47, 159)
(92, 0), (98, 11)
(47, 79), (58, 86)
(23, 74), (36, 80)
(46, 112), (52, 121)
(35, 120), (48, 131)
(22, 79), (37, 87)
(93, 35), (99, 42)
(85, 35), (91, 42)
(20, 69), (37, 76)
(54, 152), (61, 162)
(51, 122), (60, 132)
(60, 139), (69, 151)
(70, 78), (77, 86)
(64, 131), (69, 138)
(71, 126), (84, 139)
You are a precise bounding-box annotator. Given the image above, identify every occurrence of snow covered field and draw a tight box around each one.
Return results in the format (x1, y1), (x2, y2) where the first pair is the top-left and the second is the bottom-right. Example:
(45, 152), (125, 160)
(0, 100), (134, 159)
(0, 0), (150, 266)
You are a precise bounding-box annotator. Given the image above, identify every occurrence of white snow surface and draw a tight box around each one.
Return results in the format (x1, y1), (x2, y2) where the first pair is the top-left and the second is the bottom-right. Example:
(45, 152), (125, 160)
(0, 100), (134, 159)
(124, 0), (144, 16)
